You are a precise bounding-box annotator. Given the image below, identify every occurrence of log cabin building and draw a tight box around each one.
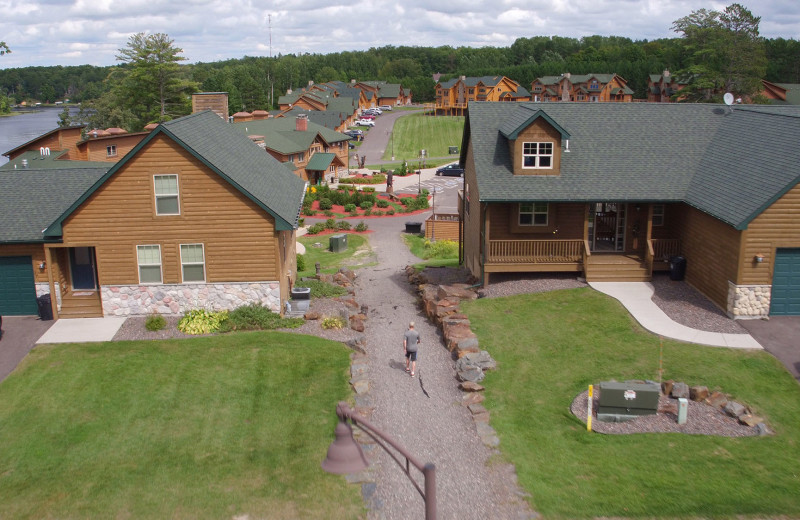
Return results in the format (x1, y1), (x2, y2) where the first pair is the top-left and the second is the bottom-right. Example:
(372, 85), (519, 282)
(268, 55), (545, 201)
(460, 102), (800, 317)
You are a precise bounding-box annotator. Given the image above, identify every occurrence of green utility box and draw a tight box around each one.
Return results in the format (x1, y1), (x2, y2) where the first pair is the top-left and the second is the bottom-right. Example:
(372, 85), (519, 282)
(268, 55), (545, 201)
(597, 381), (660, 422)
(329, 233), (348, 253)
(448, 146), (459, 154)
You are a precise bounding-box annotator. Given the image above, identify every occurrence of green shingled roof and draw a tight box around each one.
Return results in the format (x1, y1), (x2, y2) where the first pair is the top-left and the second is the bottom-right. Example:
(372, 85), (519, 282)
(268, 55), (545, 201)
(1, 149), (109, 171)
(0, 167), (108, 242)
(466, 102), (800, 230)
(306, 152), (336, 171)
(231, 116), (349, 154)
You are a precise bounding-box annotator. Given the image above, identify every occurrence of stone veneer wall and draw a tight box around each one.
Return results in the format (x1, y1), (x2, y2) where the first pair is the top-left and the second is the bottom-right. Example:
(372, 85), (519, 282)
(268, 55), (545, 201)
(101, 282), (281, 316)
(727, 282), (771, 318)
(35, 282), (62, 307)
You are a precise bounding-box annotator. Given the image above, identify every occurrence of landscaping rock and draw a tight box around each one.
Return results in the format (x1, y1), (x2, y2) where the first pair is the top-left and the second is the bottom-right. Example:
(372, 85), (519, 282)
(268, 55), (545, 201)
(475, 422), (500, 447)
(459, 381), (485, 392)
(706, 391), (728, 408)
(437, 284), (478, 302)
(443, 322), (478, 353)
(456, 364), (484, 383)
(738, 414), (764, 427)
(690, 385), (709, 402)
(318, 273), (334, 284)
(671, 382), (690, 399)
(350, 316), (366, 333)
(351, 361), (368, 378)
(462, 351), (497, 371)
(351, 377), (370, 394)
(724, 401), (747, 418)
(339, 267), (356, 281)
(333, 272), (351, 286)
(462, 392), (485, 406)
(661, 380), (674, 396)
(346, 334), (367, 354)
(304, 311), (321, 320)
(756, 423), (772, 436)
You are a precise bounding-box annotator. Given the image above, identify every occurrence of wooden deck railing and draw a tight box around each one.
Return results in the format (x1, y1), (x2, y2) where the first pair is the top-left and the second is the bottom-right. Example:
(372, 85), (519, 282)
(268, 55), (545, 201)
(651, 239), (681, 262)
(487, 239), (585, 264)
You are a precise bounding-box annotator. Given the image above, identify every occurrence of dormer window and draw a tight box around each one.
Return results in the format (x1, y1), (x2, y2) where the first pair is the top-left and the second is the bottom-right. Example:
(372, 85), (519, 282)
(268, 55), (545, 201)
(523, 142), (553, 169)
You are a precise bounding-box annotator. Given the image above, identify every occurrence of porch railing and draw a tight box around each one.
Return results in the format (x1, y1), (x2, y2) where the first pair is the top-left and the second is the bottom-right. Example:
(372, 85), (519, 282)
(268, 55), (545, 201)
(488, 239), (585, 264)
(651, 239), (681, 262)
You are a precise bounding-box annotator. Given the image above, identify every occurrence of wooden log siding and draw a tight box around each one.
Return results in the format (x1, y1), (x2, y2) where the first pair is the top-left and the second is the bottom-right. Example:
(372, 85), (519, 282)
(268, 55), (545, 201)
(425, 214), (460, 241)
(0, 244), (48, 283)
(60, 136), (281, 286)
(488, 239), (584, 263)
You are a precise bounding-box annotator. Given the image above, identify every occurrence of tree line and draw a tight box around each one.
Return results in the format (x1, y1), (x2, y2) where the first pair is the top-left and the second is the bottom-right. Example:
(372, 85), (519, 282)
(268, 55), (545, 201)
(2, 4), (798, 128)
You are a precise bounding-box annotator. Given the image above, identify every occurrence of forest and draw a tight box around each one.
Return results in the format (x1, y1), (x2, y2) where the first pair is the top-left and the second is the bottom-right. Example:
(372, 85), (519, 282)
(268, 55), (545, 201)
(2, 25), (799, 117)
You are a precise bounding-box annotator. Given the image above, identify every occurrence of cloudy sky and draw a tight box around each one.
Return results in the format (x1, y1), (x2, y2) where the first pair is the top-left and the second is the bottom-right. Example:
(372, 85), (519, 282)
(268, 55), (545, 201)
(1, 0), (798, 69)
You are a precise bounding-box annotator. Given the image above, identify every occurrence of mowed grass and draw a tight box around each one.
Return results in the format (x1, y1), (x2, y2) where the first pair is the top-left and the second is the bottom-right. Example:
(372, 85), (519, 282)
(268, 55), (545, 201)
(298, 232), (371, 278)
(0, 332), (363, 519)
(461, 288), (800, 518)
(383, 114), (464, 161)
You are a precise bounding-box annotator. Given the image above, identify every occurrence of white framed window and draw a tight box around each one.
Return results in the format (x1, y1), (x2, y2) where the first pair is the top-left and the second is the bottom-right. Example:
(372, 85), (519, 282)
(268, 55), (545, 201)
(298, 152), (305, 161)
(653, 204), (665, 226)
(523, 142), (553, 169)
(519, 202), (548, 226)
(107, 145), (117, 157)
(154, 174), (179, 215)
(137, 245), (162, 284)
(180, 243), (205, 283)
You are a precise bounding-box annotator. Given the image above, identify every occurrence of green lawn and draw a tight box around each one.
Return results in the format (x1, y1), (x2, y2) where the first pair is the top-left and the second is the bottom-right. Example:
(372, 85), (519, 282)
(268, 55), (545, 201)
(383, 114), (464, 161)
(402, 233), (460, 268)
(298, 232), (372, 278)
(461, 288), (800, 519)
(0, 332), (363, 519)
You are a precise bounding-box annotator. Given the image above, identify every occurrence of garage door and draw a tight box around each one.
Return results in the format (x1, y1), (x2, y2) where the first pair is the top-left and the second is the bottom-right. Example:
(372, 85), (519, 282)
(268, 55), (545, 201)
(771, 248), (800, 316)
(0, 256), (38, 316)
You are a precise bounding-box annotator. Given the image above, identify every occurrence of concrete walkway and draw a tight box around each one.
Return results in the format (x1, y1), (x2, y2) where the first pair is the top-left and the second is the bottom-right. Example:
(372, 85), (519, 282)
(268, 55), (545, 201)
(590, 281), (763, 349)
(36, 317), (126, 344)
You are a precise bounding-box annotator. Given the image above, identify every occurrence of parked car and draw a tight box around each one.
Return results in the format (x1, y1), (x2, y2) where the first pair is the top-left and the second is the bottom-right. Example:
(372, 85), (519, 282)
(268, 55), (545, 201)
(356, 119), (375, 127)
(436, 163), (464, 177)
(359, 114), (375, 120)
(379, 105), (393, 111)
(364, 108), (381, 115)
(345, 129), (363, 137)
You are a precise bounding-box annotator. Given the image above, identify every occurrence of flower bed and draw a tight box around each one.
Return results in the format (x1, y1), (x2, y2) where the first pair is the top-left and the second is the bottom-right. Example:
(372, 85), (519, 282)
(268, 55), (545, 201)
(304, 193), (429, 218)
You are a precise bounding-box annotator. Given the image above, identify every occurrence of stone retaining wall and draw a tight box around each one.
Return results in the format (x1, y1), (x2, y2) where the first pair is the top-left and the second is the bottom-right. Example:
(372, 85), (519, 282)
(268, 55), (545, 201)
(727, 282), (771, 318)
(100, 282), (281, 316)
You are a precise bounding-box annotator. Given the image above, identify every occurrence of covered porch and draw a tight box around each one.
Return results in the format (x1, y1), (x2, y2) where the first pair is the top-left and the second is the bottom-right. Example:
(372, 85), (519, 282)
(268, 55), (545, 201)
(44, 245), (103, 319)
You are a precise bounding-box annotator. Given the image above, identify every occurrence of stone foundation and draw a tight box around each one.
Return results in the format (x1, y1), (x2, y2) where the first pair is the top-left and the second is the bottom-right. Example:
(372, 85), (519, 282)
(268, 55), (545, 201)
(100, 282), (281, 316)
(35, 282), (61, 307)
(727, 282), (771, 318)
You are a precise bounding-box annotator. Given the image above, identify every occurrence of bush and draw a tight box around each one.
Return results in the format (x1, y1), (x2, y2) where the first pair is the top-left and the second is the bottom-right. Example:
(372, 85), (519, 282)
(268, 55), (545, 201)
(145, 313), (166, 331)
(336, 220), (352, 230)
(349, 209), (358, 217)
(298, 218), (305, 227)
(360, 200), (374, 210)
(178, 309), (228, 335)
(355, 221), (369, 232)
(387, 208), (395, 216)
(295, 279), (348, 298)
(363, 208), (372, 216)
(344, 203), (356, 213)
(323, 210), (334, 217)
(297, 253), (306, 272)
(307, 223), (325, 234)
(302, 207), (316, 216)
(376, 199), (389, 208)
(362, 187), (376, 193)
(321, 316), (346, 329)
(218, 303), (303, 332)
(424, 239), (459, 259)
(325, 218), (337, 230)
(319, 198), (333, 210)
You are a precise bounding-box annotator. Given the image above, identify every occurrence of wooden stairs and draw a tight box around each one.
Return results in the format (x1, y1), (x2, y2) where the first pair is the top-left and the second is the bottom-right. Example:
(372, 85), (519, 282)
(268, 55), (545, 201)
(58, 291), (103, 318)
(586, 254), (651, 282)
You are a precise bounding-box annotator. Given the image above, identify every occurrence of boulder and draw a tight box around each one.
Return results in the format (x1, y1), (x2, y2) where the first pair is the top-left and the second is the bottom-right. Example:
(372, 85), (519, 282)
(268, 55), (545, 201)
(705, 391), (728, 408)
(738, 414), (764, 427)
(351, 378), (370, 395)
(462, 392), (485, 406)
(459, 381), (485, 392)
(462, 351), (497, 371)
(456, 365), (484, 383)
(443, 322), (478, 352)
(339, 267), (356, 281)
(689, 386), (709, 402)
(724, 401), (747, 418)
(350, 316), (365, 332)
(319, 273), (335, 284)
(437, 284), (478, 302)
(468, 403), (490, 422)
(304, 311), (321, 320)
(756, 423), (772, 436)
(333, 272), (351, 286)
(670, 382), (690, 399)
(345, 334), (367, 354)
(661, 380), (674, 396)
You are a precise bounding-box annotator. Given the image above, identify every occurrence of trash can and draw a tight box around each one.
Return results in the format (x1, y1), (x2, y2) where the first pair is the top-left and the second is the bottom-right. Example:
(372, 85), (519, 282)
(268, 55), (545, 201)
(405, 222), (422, 234)
(669, 256), (686, 281)
(37, 294), (53, 321)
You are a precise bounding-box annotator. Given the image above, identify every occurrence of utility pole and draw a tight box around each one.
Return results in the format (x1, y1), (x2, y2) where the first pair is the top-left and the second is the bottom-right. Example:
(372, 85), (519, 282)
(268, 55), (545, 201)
(269, 14), (274, 109)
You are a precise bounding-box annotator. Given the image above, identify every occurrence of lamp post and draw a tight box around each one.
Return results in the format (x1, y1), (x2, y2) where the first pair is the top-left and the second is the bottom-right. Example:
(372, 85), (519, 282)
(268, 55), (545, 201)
(322, 402), (437, 520)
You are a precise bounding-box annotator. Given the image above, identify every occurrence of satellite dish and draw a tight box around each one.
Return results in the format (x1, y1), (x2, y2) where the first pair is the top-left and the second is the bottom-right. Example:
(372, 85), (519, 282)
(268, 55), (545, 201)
(723, 92), (734, 106)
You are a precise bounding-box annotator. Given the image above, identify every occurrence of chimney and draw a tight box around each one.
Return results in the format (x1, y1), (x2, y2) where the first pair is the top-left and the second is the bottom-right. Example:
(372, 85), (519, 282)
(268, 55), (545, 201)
(296, 114), (308, 132)
(663, 69), (671, 78)
(565, 72), (571, 79)
(308, 80), (314, 87)
(351, 79), (356, 84)
(460, 75), (466, 81)
(287, 88), (292, 95)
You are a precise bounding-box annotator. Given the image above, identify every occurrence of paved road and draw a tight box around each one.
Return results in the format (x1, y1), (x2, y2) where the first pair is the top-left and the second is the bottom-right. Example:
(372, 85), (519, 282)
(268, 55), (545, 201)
(0, 316), (54, 382)
(740, 317), (800, 382)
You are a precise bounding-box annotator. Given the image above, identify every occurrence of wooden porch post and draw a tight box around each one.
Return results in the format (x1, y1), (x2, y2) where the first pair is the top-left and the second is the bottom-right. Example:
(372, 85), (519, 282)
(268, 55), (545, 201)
(483, 204), (491, 286)
(44, 245), (58, 319)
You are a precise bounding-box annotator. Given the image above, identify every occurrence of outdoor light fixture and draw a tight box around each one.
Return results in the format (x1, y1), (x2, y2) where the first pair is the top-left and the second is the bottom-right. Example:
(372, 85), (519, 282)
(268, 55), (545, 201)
(322, 402), (437, 519)
(754, 254), (765, 263)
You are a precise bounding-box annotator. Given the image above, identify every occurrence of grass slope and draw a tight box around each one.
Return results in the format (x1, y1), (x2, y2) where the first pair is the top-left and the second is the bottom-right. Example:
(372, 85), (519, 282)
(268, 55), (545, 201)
(0, 332), (363, 519)
(384, 114), (464, 161)
(461, 288), (800, 518)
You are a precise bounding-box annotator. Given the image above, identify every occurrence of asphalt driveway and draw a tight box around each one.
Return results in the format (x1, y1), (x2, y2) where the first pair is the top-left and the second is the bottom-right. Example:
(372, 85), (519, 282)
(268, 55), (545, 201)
(0, 316), (54, 382)
(740, 316), (800, 382)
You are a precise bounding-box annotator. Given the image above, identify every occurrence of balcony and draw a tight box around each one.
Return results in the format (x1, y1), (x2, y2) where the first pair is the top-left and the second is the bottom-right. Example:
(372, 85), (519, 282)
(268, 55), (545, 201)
(485, 239), (586, 273)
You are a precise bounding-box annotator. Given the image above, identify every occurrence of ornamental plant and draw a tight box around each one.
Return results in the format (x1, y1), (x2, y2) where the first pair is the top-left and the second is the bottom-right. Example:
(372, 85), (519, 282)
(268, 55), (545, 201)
(177, 309), (228, 335)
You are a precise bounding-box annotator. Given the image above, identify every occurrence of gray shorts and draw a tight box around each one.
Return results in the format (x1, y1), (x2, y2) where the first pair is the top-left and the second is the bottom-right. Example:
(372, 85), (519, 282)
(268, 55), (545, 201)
(405, 350), (417, 361)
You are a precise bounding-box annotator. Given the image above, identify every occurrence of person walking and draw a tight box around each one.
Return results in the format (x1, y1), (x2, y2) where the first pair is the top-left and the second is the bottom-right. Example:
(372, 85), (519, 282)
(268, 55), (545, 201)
(404, 321), (420, 377)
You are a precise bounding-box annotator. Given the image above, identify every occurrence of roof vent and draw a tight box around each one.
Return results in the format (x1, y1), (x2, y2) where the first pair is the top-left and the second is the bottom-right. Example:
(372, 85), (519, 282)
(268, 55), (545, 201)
(22, 159), (28, 169)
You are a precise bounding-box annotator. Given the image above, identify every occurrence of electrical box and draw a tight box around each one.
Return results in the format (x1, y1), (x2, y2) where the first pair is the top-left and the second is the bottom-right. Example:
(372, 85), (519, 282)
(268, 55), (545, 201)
(597, 381), (660, 422)
(329, 234), (348, 253)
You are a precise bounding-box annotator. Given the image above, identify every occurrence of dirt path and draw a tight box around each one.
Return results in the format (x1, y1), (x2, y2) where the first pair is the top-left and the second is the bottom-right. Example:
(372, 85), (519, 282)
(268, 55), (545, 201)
(352, 215), (535, 519)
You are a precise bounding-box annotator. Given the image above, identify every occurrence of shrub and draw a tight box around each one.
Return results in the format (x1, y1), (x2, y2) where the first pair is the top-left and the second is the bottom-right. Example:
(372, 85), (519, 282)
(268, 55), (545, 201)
(424, 239), (459, 259)
(297, 253), (306, 272)
(295, 279), (348, 298)
(325, 218), (337, 230)
(323, 210), (334, 217)
(307, 223), (325, 234)
(349, 209), (359, 217)
(362, 187), (376, 193)
(344, 203), (356, 213)
(336, 221), (352, 230)
(355, 221), (369, 232)
(321, 316), (346, 329)
(218, 303), (303, 332)
(302, 207), (316, 216)
(145, 313), (166, 331)
(360, 201), (374, 210)
(387, 208), (396, 216)
(178, 309), (228, 335)
(319, 198), (333, 210)
(363, 208), (372, 216)
(298, 218), (305, 227)
(376, 199), (389, 208)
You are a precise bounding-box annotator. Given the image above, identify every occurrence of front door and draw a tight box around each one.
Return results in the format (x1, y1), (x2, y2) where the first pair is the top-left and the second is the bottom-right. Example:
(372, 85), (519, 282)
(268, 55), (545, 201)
(588, 202), (626, 252)
(69, 247), (97, 290)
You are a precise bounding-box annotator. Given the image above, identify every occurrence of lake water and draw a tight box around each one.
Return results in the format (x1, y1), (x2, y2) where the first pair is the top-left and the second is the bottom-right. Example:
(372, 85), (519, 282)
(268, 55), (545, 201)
(0, 107), (73, 165)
